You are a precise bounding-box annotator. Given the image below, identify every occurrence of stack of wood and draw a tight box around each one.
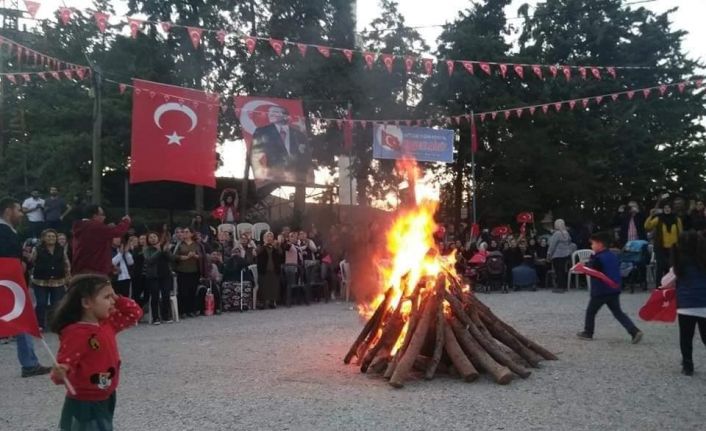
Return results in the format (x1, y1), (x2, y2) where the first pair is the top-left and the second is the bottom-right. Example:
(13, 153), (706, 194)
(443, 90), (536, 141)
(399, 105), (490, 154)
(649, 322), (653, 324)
(344, 276), (557, 388)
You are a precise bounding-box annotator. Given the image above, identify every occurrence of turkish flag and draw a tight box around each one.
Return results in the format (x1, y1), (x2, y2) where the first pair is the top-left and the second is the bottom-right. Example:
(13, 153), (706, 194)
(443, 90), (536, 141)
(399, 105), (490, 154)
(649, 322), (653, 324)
(381, 129), (402, 152)
(639, 287), (677, 322)
(130, 79), (218, 187)
(0, 258), (41, 338)
(516, 212), (534, 224)
(491, 225), (512, 237)
(571, 262), (619, 290)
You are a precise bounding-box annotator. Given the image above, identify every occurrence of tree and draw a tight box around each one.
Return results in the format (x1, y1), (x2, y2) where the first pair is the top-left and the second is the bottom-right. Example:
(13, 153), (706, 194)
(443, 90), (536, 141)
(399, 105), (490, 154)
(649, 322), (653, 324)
(420, 0), (706, 229)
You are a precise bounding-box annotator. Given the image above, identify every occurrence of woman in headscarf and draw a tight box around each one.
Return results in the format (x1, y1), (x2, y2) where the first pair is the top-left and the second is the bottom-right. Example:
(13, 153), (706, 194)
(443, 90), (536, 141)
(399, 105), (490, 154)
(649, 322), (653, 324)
(548, 219), (575, 293)
(645, 202), (683, 278)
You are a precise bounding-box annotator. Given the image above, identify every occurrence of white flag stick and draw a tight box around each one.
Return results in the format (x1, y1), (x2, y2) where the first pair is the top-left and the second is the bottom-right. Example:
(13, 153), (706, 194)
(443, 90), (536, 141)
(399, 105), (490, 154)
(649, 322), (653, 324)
(39, 337), (77, 396)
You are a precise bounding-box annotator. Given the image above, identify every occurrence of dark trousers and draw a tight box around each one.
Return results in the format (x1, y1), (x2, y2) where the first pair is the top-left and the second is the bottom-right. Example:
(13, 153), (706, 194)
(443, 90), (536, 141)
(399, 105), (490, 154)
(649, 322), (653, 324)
(284, 264), (309, 306)
(654, 246), (672, 280)
(552, 257), (570, 290)
(113, 279), (131, 298)
(584, 294), (639, 337)
(33, 284), (65, 330)
(147, 277), (172, 322)
(27, 221), (44, 239)
(131, 276), (146, 307)
(176, 272), (199, 315)
(678, 314), (706, 367)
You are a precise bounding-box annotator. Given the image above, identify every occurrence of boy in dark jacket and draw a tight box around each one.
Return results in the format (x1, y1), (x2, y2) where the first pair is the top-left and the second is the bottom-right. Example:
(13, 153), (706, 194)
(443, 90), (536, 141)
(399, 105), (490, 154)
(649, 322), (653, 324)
(577, 232), (644, 343)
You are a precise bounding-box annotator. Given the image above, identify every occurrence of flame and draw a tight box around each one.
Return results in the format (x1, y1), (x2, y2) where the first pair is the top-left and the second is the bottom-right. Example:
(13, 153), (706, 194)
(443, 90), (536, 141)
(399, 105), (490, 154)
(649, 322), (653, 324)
(356, 160), (462, 357)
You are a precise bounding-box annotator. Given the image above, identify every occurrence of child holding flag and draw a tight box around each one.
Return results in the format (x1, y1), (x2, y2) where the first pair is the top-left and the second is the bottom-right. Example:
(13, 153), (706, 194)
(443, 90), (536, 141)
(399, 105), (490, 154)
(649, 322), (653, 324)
(576, 232), (644, 343)
(49, 274), (142, 431)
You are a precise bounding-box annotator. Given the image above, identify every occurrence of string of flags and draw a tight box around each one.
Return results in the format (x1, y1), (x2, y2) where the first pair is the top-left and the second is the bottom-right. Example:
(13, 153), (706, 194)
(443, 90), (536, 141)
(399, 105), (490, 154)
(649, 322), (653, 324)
(106, 78), (222, 109)
(0, 67), (90, 83)
(0, 35), (85, 70)
(22, 1), (652, 81)
(108, 74), (703, 128)
(317, 78), (704, 128)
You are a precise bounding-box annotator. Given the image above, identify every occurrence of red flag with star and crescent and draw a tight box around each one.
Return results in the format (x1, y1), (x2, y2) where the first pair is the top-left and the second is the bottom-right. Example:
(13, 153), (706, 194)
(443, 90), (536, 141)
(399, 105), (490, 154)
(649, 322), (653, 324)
(130, 79), (218, 187)
(0, 258), (41, 338)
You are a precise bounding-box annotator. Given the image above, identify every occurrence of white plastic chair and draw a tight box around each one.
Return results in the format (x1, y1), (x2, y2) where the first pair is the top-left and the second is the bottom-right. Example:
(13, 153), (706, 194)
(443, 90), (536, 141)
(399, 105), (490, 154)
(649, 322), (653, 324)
(340, 260), (351, 301)
(170, 273), (180, 322)
(252, 222), (271, 243)
(248, 264), (259, 310)
(236, 222), (254, 239)
(217, 223), (235, 238)
(568, 249), (594, 290)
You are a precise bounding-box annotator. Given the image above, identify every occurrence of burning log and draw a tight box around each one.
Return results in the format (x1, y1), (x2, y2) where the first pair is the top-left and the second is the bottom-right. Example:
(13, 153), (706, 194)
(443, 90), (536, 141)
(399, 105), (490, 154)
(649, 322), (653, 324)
(360, 292), (407, 373)
(443, 322), (479, 382)
(389, 291), (438, 388)
(346, 285), (557, 387)
(344, 288), (393, 365)
(424, 299), (445, 380)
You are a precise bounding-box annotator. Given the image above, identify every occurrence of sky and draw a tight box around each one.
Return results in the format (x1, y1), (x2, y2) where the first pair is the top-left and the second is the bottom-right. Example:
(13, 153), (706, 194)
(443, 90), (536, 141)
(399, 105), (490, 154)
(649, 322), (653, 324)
(21, 0), (706, 184)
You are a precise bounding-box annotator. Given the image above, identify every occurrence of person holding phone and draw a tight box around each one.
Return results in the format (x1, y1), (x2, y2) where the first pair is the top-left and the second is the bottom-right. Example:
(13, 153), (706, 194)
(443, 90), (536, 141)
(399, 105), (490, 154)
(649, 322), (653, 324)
(645, 195), (683, 279)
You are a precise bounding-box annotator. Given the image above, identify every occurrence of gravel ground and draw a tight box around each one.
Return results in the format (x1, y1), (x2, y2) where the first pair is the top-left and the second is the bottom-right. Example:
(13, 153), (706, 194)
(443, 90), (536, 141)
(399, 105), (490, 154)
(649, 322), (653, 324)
(1, 289), (705, 431)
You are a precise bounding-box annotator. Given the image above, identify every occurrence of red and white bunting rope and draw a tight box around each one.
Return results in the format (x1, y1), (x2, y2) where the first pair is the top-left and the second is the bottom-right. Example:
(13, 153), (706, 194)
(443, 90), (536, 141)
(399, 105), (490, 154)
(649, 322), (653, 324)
(0, 67), (90, 83)
(0, 35), (85, 70)
(36, 6), (652, 80)
(105, 79), (222, 108)
(318, 79), (704, 127)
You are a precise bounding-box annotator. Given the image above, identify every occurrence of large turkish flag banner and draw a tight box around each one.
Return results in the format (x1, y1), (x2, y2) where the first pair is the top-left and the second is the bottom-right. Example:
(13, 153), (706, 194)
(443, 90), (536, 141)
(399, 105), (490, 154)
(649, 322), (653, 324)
(130, 79), (219, 187)
(0, 258), (41, 338)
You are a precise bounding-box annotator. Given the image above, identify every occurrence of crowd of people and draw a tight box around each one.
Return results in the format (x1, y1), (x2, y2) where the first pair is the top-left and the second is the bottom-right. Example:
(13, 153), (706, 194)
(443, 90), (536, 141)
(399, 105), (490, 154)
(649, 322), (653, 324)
(435, 196), (706, 295)
(6, 187), (354, 331)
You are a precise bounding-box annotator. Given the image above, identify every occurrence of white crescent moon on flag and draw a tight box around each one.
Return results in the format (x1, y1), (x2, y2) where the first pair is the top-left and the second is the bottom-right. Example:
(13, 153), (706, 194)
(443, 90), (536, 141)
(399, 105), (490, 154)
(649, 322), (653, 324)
(239, 100), (278, 135)
(0, 279), (25, 322)
(154, 103), (198, 132)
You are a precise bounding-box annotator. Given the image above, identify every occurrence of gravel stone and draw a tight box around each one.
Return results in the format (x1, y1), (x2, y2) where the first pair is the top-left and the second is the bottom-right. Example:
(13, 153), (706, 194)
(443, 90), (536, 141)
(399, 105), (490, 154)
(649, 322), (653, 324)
(1, 290), (704, 430)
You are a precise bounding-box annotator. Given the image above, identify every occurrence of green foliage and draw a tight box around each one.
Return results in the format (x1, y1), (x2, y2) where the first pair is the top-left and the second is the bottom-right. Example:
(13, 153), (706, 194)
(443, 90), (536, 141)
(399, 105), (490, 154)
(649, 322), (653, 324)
(0, 0), (704, 229)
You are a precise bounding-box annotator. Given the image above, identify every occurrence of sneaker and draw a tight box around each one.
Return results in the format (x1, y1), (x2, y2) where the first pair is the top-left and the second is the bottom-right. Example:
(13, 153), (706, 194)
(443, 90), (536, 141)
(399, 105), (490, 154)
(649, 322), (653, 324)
(21, 365), (52, 378)
(152, 320), (161, 325)
(631, 331), (644, 344)
(576, 331), (593, 340)
(165, 319), (174, 324)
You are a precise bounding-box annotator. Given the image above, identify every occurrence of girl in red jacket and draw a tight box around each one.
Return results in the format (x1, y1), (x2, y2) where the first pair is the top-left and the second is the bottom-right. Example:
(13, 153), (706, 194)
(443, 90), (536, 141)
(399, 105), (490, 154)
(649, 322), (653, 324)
(49, 273), (143, 431)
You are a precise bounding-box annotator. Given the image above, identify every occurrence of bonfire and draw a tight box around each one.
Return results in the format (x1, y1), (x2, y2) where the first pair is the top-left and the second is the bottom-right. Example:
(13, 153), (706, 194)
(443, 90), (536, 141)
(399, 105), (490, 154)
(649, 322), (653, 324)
(344, 163), (557, 388)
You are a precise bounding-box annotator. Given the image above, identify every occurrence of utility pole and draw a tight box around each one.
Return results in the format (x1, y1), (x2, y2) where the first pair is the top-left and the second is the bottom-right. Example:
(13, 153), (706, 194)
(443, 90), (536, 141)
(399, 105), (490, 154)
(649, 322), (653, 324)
(91, 65), (103, 205)
(240, 0), (258, 217)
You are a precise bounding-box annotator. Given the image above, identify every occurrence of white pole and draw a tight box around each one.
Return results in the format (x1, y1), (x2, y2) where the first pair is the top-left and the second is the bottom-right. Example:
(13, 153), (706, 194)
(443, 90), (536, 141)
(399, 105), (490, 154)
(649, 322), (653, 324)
(39, 337), (77, 396)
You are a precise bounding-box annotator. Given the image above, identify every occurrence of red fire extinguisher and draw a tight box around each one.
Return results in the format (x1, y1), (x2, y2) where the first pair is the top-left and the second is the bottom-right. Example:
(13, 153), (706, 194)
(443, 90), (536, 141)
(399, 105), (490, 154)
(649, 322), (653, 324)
(204, 288), (215, 316)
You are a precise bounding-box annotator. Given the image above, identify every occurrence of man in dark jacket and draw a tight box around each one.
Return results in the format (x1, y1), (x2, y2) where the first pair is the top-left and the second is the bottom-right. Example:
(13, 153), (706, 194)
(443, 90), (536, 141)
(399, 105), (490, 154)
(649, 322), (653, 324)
(0, 197), (51, 377)
(71, 204), (131, 276)
(577, 232), (643, 343)
(250, 105), (314, 183)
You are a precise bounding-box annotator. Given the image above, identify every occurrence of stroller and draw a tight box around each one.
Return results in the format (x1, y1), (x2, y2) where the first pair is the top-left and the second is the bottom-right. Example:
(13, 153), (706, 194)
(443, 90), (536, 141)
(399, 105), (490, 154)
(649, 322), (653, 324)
(480, 251), (507, 293)
(620, 240), (650, 293)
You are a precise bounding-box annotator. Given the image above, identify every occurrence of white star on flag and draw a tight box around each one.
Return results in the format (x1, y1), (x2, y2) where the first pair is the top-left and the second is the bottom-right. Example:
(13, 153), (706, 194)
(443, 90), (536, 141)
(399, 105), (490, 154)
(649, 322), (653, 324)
(165, 131), (184, 145)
